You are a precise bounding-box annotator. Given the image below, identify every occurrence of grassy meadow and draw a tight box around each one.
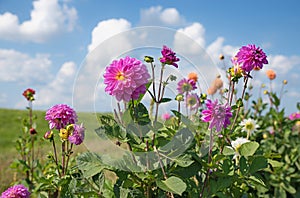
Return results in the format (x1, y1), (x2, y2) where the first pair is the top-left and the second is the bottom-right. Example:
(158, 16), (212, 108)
(0, 108), (102, 192)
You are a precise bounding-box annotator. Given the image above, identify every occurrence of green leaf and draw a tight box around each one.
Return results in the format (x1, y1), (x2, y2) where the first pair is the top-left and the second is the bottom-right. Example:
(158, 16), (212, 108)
(240, 141), (259, 157)
(223, 146), (235, 156)
(174, 154), (194, 167)
(268, 159), (284, 168)
(133, 103), (150, 125)
(160, 98), (172, 103)
(240, 156), (248, 175)
(157, 176), (187, 195)
(77, 152), (105, 178)
(281, 181), (296, 194)
(249, 156), (268, 174)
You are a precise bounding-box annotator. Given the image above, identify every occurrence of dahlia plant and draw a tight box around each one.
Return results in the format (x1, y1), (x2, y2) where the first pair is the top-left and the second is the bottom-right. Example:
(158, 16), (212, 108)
(5, 44), (300, 198)
(74, 44), (300, 197)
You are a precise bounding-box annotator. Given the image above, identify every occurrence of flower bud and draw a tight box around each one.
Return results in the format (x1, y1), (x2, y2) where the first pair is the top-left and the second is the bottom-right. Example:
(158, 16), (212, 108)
(283, 80), (288, 85)
(188, 72), (198, 82)
(59, 128), (70, 140)
(30, 128), (37, 135)
(44, 131), (53, 140)
(219, 54), (224, 60)
(144, 56), (154, 63)
(175, 94), (184, 102)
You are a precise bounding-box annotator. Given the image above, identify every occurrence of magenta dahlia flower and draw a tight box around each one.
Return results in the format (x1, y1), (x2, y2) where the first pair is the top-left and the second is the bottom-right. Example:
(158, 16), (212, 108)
(201, 99), (232, 132)
(236, 44), (268, 72)
(177, 78), (197, 94)
(186, 93), (200, 111)
(160, 45), (180, 68)
(45, 104), (78, 130)
(289, 112), (300, 120)
(68, 123), (85, 145)
(103, 56), (150, 102)
(1, 184), (30, 198)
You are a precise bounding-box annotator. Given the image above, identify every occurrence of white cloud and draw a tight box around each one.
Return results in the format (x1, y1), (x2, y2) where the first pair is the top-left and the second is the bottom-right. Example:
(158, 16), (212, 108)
(0, 0), (77, 43)
(267, 55), (300, 74)
(35, 61), (77, 107)
(88, 18), (131, 52)
(140, 6), (185, 26)
(0, 49), (52, 83)
(178, 23), (205, 47)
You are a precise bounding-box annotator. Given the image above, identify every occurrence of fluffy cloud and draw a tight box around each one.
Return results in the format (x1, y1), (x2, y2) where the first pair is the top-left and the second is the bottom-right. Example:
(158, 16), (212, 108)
(0, 49), (52, 83)
(88, 18), (131, 52)
(0, 0), (77, 43)
(35, 61), (77, 107)
(140, 6), (185, 26)
(267, 55), (300, 74)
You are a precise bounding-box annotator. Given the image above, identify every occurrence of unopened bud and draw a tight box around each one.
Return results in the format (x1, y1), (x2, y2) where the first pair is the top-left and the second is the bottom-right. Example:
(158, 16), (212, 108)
(59, 128), (70, 140)
(175, 94), (184, 102)
(30, 128), (37, 135)
(219, 54), (224, 60)
(283, 80), (288, 85)
(44, 131), (53, 140)
(144, 56), (154, 63)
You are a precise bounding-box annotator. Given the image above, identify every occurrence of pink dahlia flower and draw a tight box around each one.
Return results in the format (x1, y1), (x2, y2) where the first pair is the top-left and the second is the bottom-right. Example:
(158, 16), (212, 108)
(236, 44), (268, 72)
(186, 93), (200, 111)
(161, 112), (171, 121)
(45, 104), (78, 130)
(103, 56), (150, 102)
(177, 78), (197, 94)
(201, 99), (232, 132)
(1, 184), (30, 198)
(160, 45), (180, 68)
(289, 112), (300, 120)
(68, 123), (85, 145)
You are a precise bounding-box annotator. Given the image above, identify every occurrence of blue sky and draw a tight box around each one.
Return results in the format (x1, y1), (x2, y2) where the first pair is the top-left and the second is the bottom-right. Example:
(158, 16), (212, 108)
(0, 0), (299, 115)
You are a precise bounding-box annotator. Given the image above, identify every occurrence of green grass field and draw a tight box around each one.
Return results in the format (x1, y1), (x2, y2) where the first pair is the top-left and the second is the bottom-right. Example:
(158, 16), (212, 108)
(0, 108), (105, 192)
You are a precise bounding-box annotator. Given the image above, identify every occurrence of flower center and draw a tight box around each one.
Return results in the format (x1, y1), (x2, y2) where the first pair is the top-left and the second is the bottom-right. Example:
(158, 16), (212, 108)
(187, 97), (197, 106)
(182, 83), (192, 92)
(245, 122), (254, 131)
(115, 71), (125, 81)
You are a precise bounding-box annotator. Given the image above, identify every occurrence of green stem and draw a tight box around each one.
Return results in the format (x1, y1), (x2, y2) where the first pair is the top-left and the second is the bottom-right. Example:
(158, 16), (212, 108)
(200, 129), (214, 198)
(52, 139), (61, 177)
(230, 74), (249, 132)
(61, 141), (66, 176)
(65, 143), (73, 174)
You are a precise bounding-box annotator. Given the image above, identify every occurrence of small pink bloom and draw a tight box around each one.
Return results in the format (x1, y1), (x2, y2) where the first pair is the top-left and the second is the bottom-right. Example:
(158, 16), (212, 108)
(1, 184), (30, 198)
(177, 78), (197, 94)
(160, 45), (180, 68)
(45, 104), (78, 130)
(68, 123), (85, 145)
(161, 113), (171, 121)
(289, 112), (300, 120)
(201, 99), (232, 132)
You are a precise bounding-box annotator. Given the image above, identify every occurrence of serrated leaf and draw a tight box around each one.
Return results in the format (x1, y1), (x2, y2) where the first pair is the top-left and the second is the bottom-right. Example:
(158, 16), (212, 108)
(77, 152), (105, 178)
(240, 141), (259, 157)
